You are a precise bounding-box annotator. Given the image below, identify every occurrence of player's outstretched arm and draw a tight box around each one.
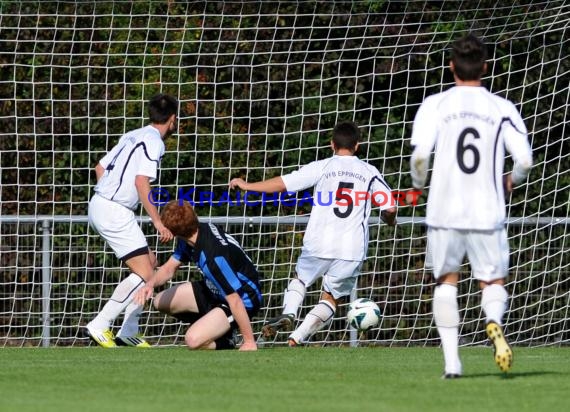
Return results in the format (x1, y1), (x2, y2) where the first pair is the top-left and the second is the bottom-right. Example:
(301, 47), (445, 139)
(225, 292), (257, 351)
(405, 189), (422, 206)
(134, 256), (181, 305)
(135, 175), (173, 243)
(503, 173), (513, 196)
(410, 147), (431, 190)
(229, 176), (286, 194)
(381, 207), (397, 226)
(503, 136), (532, 198)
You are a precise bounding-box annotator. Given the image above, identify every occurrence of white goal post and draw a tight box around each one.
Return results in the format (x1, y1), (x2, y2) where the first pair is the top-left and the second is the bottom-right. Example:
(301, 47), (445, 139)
(0, 1), (568, 347)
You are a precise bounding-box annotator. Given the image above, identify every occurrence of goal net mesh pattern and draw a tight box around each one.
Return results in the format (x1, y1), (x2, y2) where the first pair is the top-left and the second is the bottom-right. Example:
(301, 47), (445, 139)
(0, 1), (568, 347)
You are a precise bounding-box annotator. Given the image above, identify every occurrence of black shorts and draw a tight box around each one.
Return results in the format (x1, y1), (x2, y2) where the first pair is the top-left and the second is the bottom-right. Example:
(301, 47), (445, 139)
(175, 280), (258, 331)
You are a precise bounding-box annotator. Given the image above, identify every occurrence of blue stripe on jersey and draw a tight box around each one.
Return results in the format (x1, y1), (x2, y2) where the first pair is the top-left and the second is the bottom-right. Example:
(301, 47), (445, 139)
(494, 117), (525, 199)
(238, 291), (254, 309)
(199, 250), (207, 268)
(361, 175), (392, 258)
(212, 256), (257, 309)
(199, 251), (228, 298)
(198, 250), (259, 310)
(214, 256), (241, 290)
(201, 262), (226, 299)
(105, 146), (125, 171)
(198, 256), (225, 295)
(173, 240), (191, 263)
(172, 250), (183, 262)
(237, 271), (262, 304)
(493, 121), (503, 198)
(371, 175), (392, 194)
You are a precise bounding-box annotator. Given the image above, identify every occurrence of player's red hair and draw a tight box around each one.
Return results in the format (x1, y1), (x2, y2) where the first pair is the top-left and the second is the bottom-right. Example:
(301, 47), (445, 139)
(160, 200), (199, 238)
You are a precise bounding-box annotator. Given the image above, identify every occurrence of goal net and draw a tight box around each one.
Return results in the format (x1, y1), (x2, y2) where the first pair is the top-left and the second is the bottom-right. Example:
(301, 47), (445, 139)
(0, 1), (568, 347)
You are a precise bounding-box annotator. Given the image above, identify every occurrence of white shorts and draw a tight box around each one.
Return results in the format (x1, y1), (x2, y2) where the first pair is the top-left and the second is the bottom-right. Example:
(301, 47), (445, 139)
(88, 194), (149, 260)
(427, 227), (509, 282)
(295, 252), (362, 299)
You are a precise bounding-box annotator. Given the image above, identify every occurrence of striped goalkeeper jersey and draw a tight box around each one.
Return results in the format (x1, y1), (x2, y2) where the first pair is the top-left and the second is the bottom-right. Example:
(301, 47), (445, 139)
(173, 223), (263, 312)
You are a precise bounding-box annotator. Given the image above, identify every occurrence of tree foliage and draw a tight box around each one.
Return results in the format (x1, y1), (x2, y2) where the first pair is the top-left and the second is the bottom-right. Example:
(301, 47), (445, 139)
(0, 0), (567, 218)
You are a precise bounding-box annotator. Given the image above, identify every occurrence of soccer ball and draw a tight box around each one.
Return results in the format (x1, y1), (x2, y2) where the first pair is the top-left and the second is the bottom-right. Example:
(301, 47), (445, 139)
(347, 298), (381, 331)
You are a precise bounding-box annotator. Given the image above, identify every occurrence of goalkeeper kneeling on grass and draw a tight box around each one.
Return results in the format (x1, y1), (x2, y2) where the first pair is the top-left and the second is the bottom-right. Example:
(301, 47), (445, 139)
(134, 200), (262, 351)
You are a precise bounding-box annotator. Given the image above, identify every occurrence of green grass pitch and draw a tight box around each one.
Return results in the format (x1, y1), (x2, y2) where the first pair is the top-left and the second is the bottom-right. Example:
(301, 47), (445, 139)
(1, 347), (568, 412)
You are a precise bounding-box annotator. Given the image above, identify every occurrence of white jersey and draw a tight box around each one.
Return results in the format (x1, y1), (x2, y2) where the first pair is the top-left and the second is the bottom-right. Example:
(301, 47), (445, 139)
(281, 155), (393, 261)
(411, 86), (532, 230)
(94, 125), (164, 210)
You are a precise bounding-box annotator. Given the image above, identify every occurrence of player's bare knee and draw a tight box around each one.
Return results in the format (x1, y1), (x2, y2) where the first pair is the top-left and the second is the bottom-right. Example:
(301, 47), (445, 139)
(185, 331), (205, 350)
(320, 290), (337, 308)
(479, 278), (504, 289)
(438, 272), (459, 285)
(153, 291), (164, 311)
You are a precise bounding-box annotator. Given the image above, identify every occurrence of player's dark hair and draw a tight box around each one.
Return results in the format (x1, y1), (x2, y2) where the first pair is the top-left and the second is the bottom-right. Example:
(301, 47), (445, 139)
(148, 94), (179, 124)
(161, 200), (199, 238)
(332, 121), (360, 151)
(450, 34), (487, 81)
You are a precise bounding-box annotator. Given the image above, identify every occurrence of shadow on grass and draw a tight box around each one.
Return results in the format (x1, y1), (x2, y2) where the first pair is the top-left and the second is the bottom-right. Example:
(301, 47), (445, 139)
(461, 370), (566, 380)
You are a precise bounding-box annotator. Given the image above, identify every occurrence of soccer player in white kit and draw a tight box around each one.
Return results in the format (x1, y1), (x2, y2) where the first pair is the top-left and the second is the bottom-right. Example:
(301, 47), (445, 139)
(85, 94), (178, 348)
(409, 34), (532, 377)
(230, 121), (397, 346)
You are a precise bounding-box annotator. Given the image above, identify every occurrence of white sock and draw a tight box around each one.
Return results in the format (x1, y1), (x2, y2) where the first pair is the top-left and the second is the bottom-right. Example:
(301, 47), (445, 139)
(433, 284), (462, 375)
(88, 273), (145, 331)
(481, 284), (508, 326)
(289, 300), (335, 343)
(282, 278), (306, 317)
(117, 301), (144, 338)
